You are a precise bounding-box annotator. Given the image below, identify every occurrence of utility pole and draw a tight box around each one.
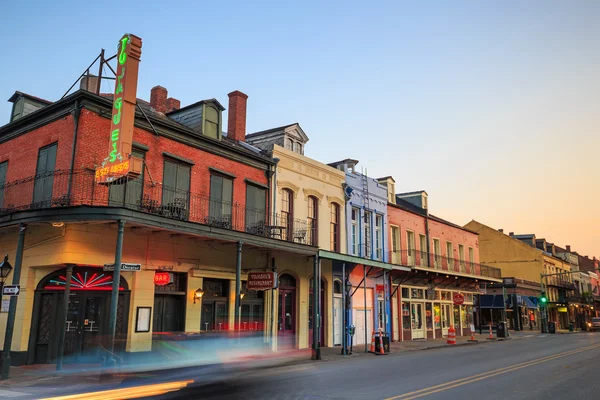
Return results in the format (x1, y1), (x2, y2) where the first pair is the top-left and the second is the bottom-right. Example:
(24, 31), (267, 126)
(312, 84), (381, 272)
(106, 219), (125, 368)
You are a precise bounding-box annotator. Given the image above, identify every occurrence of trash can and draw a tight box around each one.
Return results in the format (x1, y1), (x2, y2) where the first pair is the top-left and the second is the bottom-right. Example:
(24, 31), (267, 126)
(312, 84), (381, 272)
(374, 332), (390, 354)
(548, 321), (556, 334)
(569, 322), (574, 332)
(496, 321), (509, 338)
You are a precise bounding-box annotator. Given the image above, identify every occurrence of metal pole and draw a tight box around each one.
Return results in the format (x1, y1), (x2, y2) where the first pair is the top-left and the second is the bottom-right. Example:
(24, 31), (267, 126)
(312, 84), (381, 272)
(56, 264), (74, 371)
(235, 241), (242, 333)
(364, 264), (367, 353)
(341, 262), (346, 356)
(477, 294), (482, 334)
(106, 219), (125, 367)
(312, 255), (321, 360)
(270, 257), (276, 350)
(0, 224), (26, 380)
(502, 285), (507, 322)
(96, 49), (105, 95)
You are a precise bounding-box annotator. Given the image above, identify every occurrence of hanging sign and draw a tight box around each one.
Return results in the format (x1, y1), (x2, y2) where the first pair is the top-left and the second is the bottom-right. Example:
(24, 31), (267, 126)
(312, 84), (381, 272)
(247, 272), (277, 290)
(453, 293), (465, 305)
(154, 272), (171, 286)
(95, 33), (144, 184)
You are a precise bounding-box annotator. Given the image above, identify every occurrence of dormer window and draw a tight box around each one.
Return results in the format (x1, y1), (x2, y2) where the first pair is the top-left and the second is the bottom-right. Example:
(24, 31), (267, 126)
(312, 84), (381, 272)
(294, 142), (303, 154)
(204, 105), (220, 140)
(285, 138), (293, 151)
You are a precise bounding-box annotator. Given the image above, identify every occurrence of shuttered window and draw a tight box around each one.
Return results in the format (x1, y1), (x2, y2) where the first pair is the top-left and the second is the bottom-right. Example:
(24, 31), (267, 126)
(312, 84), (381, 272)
(245, 184), (266, 232)
(162, 159), (190, 207)
(209, 174), (234, 227)
(33, 143), (57, 207)
(109, 149), (145, 207)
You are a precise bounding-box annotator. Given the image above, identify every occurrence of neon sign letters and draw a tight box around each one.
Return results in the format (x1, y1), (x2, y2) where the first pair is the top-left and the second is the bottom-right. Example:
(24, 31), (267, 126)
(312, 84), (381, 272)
(95, 33), (143, 183)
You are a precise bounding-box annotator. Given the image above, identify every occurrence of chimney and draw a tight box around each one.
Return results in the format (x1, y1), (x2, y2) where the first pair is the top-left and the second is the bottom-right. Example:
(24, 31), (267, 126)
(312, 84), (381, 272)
(80, 74), (99, 93)
(150, 86), (168, 113)
(509, 232), (514, 236)
(227, 90), (248, 142)
(166, 97), (180, 112)
(498, 229), (504, 233)
(566, 245), (571, 252)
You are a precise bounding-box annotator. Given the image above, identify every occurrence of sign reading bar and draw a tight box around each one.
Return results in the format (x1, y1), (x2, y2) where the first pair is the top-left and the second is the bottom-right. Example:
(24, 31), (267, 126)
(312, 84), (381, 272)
(95, 33), (143, 184)
(103, 263), (141, 272)
(247, 272), (277, 291)
(453, 293), (465, 306)
(2, 285), (20, 296)
(154, 272), (171, 286)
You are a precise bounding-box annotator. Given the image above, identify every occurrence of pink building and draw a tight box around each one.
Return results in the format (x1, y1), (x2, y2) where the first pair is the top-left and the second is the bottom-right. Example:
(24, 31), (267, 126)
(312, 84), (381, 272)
(375, 181), (501, 342)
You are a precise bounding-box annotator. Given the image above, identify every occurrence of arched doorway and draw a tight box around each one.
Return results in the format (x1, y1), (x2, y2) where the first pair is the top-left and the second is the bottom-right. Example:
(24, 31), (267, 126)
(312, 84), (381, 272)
(278, 273), (296, 348)
(27, 267), (130, 365)
(309, 277), (326, 347)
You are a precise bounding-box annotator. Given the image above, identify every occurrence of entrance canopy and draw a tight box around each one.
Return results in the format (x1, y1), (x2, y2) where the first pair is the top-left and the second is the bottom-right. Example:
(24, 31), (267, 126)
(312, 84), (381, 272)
(479, 295), (506, 309)
(521, 296), (538, 310)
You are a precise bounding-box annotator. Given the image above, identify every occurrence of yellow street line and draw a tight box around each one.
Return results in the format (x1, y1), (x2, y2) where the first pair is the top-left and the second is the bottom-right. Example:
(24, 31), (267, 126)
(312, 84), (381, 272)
(385, 343), (600, 400)
(40, 379), (194, 400)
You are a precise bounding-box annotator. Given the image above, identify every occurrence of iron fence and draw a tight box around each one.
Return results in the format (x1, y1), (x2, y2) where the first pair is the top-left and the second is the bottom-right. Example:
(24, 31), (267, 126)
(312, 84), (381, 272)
(0, 169), (309, 244)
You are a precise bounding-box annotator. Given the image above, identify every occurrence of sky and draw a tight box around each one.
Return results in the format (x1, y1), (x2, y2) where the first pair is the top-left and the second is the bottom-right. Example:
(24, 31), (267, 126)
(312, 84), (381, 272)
(0, 1), (598, 257)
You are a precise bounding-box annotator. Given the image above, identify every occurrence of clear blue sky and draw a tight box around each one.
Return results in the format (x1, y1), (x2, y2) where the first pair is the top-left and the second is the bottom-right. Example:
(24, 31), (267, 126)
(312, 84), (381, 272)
(1, 1), (598, 256)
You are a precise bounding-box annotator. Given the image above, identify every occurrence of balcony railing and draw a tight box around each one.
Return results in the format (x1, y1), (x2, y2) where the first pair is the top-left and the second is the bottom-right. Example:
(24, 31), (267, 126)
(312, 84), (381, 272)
(0, 169), (310, 244)
(388, 250), (501, 279)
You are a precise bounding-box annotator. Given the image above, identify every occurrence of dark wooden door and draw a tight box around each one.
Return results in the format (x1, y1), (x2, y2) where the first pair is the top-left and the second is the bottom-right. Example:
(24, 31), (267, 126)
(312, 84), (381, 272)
(154, 294), (185, 332)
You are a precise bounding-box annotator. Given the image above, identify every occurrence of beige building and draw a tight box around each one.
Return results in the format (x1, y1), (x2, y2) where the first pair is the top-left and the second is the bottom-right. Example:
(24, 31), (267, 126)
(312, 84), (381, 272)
(247, 123), (347, 349)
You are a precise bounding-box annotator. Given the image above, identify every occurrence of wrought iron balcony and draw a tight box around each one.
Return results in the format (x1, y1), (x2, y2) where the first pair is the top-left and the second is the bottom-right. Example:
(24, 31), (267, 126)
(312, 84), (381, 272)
(388, 250), (501, 279)
(0, 169), (310, 244)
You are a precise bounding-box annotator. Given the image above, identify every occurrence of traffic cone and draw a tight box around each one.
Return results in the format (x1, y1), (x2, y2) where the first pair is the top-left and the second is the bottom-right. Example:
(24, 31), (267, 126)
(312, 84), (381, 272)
(378, 330), (386, 355)
(487, 323), (494, 340)
(447, 326), (456, 345)
(370, 331), (376, 353)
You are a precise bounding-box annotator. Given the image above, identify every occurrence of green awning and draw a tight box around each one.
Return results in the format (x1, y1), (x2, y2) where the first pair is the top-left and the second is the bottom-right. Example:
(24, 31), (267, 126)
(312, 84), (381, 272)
(317, 250), (410, 271)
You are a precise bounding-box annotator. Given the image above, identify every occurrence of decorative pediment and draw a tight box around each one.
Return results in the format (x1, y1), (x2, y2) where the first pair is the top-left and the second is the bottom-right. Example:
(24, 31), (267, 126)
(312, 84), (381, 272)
(303, 188), (324, 203)
(327, 195), (345, 206)
(277, 180), (300, 198)
(284, 123), (310, 144)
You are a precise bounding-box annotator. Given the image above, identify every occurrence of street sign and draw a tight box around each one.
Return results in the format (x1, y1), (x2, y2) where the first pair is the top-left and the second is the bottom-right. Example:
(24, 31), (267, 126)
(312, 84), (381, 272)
(103, 263), (141, 272)
(247, 272), (277, 290)
(2, 285), (20, 296)
(453, 293), (465, 305)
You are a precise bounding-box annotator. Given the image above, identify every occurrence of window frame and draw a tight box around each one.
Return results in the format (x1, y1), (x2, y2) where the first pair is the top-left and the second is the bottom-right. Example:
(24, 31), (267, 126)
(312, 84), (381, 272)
(245, 183), (267, 233)
(307, 196), (318, 246)
(281, 188), (294, 241)
(162, 157), (191, 211)
(351, 207), (359, 256)
(375, 214), (383, 260)
(363, 210), (372, 258)
(0, 161), (7, 209)
(330, 202), (340, 252)
(32, 142), (58, 207)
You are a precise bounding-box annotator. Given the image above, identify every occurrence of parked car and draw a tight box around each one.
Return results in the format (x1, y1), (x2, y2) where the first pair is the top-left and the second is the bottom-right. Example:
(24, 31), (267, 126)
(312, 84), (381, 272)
(587, 317), (600, 332)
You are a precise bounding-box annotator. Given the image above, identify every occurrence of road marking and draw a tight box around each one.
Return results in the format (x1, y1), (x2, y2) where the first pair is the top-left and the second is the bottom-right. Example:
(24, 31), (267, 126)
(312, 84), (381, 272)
(0, 389), (28, 397)
(385, 343), (600, 400)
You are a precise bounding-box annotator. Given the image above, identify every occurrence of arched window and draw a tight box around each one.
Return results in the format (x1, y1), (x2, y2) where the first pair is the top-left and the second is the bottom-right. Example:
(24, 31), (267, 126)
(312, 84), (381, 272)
(307, 196), (318, 246)
(334, 280), (342, 294)
(281, 189), (293, 241)
(330, 203), (340, 252)
(279, 273), (296, 289)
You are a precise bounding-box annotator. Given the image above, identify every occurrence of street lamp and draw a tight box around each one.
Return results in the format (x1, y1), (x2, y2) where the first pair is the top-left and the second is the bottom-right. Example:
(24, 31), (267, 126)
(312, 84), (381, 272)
(0, 255), (12, 283)
(193, 288), (204, 304)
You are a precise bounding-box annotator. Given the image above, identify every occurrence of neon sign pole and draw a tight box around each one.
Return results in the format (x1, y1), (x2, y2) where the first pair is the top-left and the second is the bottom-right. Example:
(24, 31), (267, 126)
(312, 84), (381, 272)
(96, 34), (143, 184)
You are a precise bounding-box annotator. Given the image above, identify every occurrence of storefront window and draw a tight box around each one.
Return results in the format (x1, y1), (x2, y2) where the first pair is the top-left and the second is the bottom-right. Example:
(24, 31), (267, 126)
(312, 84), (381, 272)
(466, 305), (474, 330)
(402, 302), (410, 329)
(411, 288), (424, 299)
(402, 288), (410, 299)
(441, 291), (451, 301)
(434, 303), (442, 329)
(434, 290), (441, 300)
(453, 305), (460, 329)
(465, 293), (474, 303)
(426, 303), (433, 330)
(460, 305), (467, 329)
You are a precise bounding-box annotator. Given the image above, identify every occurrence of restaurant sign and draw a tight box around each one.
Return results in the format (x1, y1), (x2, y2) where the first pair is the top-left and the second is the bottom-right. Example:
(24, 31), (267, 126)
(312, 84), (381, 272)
(95, 33), (144, 184)
(247, 272), (277, 291)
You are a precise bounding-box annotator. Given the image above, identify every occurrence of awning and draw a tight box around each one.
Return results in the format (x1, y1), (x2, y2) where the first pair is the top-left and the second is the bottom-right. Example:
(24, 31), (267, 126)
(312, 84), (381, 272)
(522, 296), (538, 310)
(479, 295), (506, 309)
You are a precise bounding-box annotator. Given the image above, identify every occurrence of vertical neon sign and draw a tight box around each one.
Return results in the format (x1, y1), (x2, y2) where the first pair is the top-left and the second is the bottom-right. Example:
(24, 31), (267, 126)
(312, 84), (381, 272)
(96, 34), (143, 183)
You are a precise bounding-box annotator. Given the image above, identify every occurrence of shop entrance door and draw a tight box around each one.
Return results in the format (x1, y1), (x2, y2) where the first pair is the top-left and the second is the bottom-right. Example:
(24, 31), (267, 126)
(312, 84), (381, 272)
(333, 297), (343, 345)
(442, 304), (452, 336)
(411, 302), (425, 339)
(353, 309), (373, 345)
(63, 295), (104, 362)
(278, 289), (296, 348)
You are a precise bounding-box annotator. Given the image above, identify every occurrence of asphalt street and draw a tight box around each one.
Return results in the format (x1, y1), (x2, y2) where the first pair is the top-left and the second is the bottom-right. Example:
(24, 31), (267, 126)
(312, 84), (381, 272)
(155, 332), (600, 400)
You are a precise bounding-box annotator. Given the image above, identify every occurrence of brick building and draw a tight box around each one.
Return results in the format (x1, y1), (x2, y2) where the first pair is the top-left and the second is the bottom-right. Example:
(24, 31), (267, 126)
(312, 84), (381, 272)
(0, 84), (317, 367)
